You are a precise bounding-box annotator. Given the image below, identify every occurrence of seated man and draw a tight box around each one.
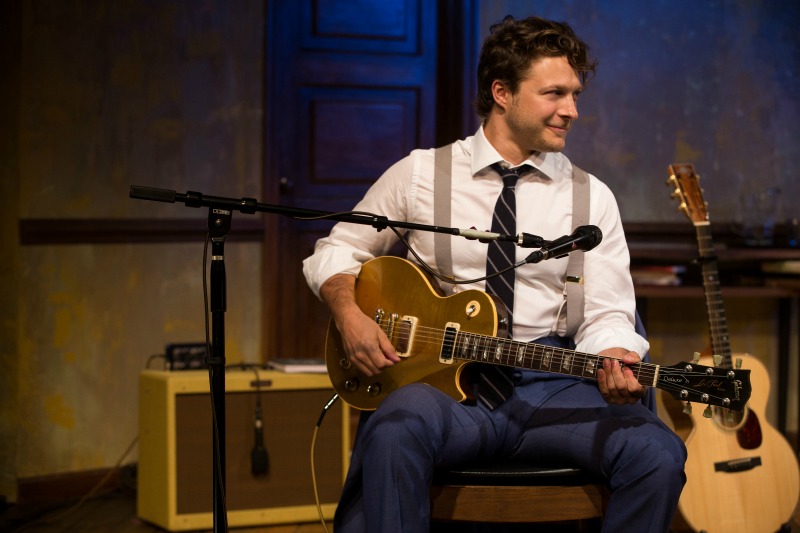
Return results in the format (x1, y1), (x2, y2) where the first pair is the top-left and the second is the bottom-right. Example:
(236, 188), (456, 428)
(303, 15), (686, 533)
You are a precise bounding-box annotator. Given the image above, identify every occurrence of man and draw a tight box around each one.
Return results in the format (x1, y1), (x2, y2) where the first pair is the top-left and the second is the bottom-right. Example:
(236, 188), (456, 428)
(303, 15), (686, 533)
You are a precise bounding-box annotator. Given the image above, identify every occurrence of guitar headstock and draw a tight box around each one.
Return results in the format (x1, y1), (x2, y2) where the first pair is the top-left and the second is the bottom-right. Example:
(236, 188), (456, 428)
(666, 163), (709, 226)
(657, 359), (751, 412)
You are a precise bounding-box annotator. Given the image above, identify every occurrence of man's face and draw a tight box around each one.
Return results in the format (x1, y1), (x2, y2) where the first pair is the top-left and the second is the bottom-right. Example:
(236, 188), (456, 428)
(504, 55), (582, 153)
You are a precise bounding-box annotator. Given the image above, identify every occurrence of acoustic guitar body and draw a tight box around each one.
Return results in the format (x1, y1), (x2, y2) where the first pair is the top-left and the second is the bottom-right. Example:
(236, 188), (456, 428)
(660, 353), (799, 533)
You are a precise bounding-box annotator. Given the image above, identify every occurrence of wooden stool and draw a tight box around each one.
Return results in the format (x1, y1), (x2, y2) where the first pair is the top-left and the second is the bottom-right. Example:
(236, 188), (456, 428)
(430, 461), (608, 528)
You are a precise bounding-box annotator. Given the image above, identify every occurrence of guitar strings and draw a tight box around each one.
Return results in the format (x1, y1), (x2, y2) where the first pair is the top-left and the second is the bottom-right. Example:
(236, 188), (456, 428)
(371, 316), (741, 407)
(374, 316), (663, 378)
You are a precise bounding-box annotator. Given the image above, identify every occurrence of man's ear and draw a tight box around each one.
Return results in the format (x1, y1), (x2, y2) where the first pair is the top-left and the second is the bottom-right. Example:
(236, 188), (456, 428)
(491, 80), (511, 112)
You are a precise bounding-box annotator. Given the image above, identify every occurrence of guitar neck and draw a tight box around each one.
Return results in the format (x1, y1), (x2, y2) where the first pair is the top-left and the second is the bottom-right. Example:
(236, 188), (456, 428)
(449, 329), (658, 387)
(695, 224), (733, 366)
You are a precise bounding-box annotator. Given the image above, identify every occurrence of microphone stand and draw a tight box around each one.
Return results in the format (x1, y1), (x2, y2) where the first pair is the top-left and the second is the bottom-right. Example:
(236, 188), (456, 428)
(128, 185), (544, 532)
(207, 207), (230, 533)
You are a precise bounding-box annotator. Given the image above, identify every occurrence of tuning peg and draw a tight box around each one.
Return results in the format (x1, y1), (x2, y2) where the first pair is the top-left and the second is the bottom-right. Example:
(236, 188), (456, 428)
(735, 358), (743, 369)
(703, 405), (713, 418)
(683, 402), (692, 415)
(726, 411), (735, 424)
(692, 352), (701, 364)
(713, 354), (722, 366)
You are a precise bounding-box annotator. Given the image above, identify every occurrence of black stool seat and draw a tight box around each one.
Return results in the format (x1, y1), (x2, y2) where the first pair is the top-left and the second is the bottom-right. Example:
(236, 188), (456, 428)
(435, 461), (602, 486)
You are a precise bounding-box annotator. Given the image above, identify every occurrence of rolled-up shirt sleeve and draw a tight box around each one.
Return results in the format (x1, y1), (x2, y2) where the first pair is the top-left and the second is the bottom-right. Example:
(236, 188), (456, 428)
(302, 156), (413, 299)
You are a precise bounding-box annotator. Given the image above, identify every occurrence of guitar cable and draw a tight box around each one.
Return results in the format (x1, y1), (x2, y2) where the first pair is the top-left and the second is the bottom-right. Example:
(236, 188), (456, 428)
(311, 393), (341, 533)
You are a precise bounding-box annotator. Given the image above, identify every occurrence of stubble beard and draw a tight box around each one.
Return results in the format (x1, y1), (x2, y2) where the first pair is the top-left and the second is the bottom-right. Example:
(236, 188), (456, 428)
(506, 109), (567, 154)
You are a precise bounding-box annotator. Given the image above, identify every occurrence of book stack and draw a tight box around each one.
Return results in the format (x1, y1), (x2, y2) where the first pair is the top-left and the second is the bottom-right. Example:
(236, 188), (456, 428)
(630, 265), (686, 286)
(267, 357), (327, 373)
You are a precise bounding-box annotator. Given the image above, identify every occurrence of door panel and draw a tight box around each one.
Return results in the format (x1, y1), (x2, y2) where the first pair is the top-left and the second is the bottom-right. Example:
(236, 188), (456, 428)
(264, 0), (438, 360)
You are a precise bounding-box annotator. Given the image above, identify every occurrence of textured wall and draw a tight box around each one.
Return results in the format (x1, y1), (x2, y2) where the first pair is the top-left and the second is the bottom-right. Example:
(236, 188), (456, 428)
(480, 0), (800, 225)
(5, 0), (264, 498)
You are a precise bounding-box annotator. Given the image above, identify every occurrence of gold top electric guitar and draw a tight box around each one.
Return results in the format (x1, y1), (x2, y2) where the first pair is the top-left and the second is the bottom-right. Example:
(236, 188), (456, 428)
(663, 163), (800, 533)
(325, 255), (750, 414)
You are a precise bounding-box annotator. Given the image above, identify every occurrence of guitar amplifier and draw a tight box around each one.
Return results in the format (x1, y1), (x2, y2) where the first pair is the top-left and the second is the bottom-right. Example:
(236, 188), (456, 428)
(137, 369), (350, 531)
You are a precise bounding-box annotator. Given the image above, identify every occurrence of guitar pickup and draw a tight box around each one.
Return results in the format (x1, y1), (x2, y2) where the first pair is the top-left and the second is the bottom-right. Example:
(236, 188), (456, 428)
(714, 457), (761, 473)
(439, 322), (460, 364)
(391, 315), (417, 358)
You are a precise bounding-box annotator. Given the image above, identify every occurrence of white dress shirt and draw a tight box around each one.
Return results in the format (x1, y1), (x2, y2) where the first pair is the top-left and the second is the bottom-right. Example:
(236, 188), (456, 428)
(302, 126), (649, 357)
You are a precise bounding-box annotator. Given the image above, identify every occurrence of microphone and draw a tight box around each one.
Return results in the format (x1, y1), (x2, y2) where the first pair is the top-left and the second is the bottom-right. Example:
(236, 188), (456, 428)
(524, 225), (603, 264)
(251, 404), (269, 476)
(457, 228), (545, 248)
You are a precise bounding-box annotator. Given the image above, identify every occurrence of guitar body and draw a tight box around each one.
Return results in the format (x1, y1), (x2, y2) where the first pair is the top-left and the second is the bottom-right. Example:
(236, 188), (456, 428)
(325, 255), (502, 411)
(661, 354), (800, 533)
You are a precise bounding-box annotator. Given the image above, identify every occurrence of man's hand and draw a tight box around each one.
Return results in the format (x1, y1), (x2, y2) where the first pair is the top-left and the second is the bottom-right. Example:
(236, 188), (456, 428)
(596, 348), (647, 405)
(320, 273), (401, 376)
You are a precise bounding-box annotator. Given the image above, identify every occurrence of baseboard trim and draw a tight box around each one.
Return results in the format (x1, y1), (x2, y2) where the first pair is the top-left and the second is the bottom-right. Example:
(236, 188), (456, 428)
(16, 467), (120, 507)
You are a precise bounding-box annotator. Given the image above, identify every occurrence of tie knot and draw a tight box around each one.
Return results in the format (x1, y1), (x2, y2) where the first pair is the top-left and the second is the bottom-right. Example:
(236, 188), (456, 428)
(490, 162), (530, 188)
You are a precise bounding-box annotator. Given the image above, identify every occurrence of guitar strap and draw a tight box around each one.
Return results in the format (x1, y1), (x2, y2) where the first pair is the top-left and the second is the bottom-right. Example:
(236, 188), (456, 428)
(433, 144), (589, 337)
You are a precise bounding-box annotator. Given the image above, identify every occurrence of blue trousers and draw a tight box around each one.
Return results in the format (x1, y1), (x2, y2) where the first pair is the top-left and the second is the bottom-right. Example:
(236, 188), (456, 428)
(334, 332), (686, 532)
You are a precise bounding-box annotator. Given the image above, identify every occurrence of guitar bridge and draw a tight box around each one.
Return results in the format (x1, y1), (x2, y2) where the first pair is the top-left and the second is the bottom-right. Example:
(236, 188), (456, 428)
(714, 457), (762, 473)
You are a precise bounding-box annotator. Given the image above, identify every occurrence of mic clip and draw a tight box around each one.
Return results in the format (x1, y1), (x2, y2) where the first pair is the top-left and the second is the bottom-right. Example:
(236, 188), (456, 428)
(514, 233), (546, 248)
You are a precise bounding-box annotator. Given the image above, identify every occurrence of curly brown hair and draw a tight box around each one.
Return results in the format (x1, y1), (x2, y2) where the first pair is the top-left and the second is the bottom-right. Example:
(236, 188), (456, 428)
(476, 16), (597, 118)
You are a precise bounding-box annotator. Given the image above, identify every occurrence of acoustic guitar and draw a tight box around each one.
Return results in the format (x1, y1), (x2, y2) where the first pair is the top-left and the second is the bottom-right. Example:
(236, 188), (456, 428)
(662, 163), (800, 533)
(324, 255), (750, 414)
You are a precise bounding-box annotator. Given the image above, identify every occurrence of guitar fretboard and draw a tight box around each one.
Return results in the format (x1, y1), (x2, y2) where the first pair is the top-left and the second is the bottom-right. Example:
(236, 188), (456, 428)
(695, 224), (733, 367)
(452, 330), (659, 387)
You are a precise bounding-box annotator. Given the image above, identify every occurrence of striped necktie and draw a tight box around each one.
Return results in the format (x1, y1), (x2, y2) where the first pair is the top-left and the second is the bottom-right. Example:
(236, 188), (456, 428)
(476, 162), (530, 410)
(485, 162), (530, 336)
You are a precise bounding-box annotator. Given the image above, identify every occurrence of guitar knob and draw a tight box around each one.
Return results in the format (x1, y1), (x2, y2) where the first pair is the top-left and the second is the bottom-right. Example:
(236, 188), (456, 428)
(367, 383), (382, 397)
(713, 354), (722, 366)
(692, 352), (701, 364)
(735, 358), (743, 369)
(344, 378), (359, 392)
(703, 405), (713, 418)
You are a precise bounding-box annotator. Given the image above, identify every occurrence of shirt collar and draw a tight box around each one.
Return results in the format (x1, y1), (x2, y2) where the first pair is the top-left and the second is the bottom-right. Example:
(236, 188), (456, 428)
(471, 125), (563, 181)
